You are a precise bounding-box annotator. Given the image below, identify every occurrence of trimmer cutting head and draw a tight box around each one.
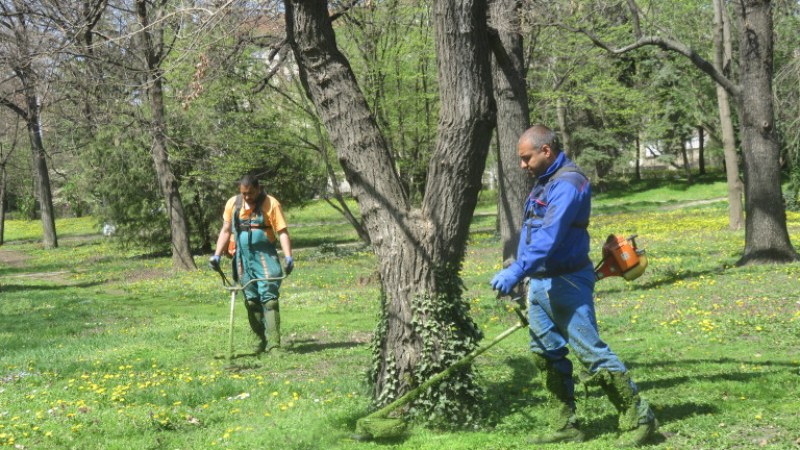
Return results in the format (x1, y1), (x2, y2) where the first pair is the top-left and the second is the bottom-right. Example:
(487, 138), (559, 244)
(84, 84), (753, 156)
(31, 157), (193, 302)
(352, 416), (407, 441)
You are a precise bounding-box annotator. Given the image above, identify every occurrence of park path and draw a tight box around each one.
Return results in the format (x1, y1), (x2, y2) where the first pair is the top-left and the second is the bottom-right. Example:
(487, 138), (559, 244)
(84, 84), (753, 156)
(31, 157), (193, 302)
(0, 247), (74, 283)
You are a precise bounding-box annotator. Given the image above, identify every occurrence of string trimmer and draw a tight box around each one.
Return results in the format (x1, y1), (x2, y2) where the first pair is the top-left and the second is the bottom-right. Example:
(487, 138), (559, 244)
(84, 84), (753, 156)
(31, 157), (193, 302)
(352, 292), (529, 441)
(210, 260), (286, 366)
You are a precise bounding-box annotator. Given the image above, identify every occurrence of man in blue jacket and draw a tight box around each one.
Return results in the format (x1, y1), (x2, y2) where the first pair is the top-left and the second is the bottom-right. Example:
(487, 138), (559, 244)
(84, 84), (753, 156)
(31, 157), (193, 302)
(491, 125), (657, 446)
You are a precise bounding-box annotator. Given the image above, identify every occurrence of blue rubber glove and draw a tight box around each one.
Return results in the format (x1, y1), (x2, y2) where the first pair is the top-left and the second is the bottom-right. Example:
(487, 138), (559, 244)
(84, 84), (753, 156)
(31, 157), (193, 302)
(284, 256), (294, 275)
(208, 255), (221, 271)
(490, 268), (519, 296)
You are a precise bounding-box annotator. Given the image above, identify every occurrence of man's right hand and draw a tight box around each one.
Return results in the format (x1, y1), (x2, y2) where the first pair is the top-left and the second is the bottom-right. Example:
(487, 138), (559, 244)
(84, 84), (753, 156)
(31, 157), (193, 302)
(208, 255), (221, 271)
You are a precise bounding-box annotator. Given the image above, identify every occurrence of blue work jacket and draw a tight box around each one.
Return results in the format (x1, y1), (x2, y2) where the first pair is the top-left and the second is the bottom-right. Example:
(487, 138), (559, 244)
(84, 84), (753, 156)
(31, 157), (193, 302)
(508, 152), (592, 280)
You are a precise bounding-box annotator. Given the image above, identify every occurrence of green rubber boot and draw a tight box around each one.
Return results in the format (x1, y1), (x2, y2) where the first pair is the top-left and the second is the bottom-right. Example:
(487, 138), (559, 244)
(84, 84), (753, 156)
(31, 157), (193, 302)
(529, 354), (585, 444)
(245, 300), (267, 354)
(594, 370), (658, 447)
(264, 299), (281, 352)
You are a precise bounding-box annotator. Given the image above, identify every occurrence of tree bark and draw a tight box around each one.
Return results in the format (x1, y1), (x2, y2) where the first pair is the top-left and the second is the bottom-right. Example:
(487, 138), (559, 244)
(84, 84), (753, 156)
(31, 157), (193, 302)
(635, 134), (642, 181)
(488, 0), (531, 265)
(315, 119), (370, 244)
(556, 97), (573, 155)
(698, 126), (705, 175)
(285, 0), (494, 420)
(713, 0), (744, 231)
(680, 137), (693, 184)
(735, 0), (798, 264)
(0, 162), (6, 245)
(136, 0), (196, 270)
(26, 91), (58, 249)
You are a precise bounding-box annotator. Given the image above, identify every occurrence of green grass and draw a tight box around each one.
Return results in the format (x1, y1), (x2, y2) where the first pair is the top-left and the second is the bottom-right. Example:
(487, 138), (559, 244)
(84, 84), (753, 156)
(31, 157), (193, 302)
(2, 180), (799, 449)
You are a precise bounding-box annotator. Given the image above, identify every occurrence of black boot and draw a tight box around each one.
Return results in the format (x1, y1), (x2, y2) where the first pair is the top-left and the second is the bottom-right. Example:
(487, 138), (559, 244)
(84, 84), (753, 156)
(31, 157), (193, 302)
(591, 370), (658, 447)
(245, 300), (267, 354)
(529, 354), (585, 444)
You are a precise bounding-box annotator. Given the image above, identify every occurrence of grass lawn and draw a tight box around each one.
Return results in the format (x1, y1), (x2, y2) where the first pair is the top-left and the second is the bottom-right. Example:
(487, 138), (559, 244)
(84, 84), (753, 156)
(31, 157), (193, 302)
(1, 175), (799, 449)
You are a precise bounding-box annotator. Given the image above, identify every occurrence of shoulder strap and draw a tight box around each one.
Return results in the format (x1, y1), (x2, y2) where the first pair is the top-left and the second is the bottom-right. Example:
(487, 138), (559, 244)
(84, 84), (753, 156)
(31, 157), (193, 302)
(233, 194), (243, 229)
(539, 164), (590, 228)
(550, 164), (587, 182)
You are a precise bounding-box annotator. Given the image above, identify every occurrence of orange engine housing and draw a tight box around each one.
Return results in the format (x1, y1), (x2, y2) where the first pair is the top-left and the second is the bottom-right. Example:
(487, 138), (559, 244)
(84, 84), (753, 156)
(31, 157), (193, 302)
(595, 234), (647, 281)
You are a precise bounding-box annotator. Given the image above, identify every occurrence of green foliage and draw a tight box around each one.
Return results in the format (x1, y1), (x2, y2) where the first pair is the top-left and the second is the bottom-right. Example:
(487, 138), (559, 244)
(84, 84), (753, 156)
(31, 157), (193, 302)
(337, 1), (438, 202)
(775, 4), (800, 207)
(79, 127), (171, 253)
(16, 193), (37, 221)
(529, 0), (722, 184)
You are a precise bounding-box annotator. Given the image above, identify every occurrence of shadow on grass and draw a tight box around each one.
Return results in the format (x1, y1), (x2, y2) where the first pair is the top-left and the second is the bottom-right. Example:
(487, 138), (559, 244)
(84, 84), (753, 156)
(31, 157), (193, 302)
(482, 356), (543, 426)
(597, 266), (726, 294)
(628, 357), (797, 389)
(481, 353), (782, 438)
(286, 338), (364, 354)
(0, 281), (106, 293)
(593, 172), (726, 201)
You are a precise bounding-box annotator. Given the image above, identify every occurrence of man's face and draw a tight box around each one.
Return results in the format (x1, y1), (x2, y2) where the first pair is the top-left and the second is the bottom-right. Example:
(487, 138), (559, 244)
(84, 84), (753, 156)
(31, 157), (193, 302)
(239, 184), (261, 205)
(518, 141), (552, 177)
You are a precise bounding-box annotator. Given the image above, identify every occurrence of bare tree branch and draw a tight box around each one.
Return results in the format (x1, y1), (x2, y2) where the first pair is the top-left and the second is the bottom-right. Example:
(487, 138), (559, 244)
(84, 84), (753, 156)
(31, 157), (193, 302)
(573, 27), (742, 98)
(0, 96), (28, 119)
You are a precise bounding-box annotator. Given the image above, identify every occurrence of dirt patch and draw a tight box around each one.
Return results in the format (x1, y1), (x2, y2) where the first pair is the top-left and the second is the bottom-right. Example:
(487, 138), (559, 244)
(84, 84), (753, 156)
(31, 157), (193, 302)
(349, 331), (373, 344)
(2, 270), (74, 284)
(123, 267), (167, 283)
(0, 249), (30, 268)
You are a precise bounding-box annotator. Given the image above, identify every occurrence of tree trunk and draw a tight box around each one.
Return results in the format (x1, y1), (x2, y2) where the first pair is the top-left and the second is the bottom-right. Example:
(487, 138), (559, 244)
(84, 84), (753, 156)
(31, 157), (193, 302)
(26, 90), (58, 249)
(698, 126), (706, 175)
(556, 97), (573, 156)
(136, 0), (196, 271)
(735, 0), (798, 264)
(285, 0), (493, 422)
(635, 134), (642, 181)
(488, 0), (531, 265)
(0, 162), (6, 245)
(713, 0), (744, 231)
(315, 119), (370, 244)
(680, 138), (693, 184)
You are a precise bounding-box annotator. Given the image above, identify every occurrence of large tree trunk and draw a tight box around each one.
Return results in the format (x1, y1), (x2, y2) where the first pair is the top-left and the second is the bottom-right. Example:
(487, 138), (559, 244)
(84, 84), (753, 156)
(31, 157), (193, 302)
(735, 0), (798, 264)
(315, 119), (370, 244)
(713, 0), (744, 231)
(285, 0), (494, 421)
(488, 0), (531, 265)
(26, 90), (58, 249)
(136, 0), (195, 270)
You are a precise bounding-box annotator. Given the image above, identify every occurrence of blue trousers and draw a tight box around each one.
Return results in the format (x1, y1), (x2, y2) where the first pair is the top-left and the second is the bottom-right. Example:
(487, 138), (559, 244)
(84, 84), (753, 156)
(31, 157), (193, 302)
(528, 264), (628, 376)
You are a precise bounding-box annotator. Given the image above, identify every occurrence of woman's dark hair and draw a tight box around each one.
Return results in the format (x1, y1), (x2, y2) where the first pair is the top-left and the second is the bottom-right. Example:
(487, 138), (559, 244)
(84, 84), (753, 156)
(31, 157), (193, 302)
(238, 174), (260, 188)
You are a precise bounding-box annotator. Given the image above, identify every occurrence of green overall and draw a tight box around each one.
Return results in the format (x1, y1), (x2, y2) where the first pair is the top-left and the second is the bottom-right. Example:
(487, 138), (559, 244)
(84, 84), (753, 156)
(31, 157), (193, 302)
(232, 196), (284, 351)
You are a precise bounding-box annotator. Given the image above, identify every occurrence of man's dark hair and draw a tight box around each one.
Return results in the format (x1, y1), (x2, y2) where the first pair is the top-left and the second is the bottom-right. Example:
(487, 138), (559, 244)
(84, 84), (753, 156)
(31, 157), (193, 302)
(239, 174), (260, 188)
